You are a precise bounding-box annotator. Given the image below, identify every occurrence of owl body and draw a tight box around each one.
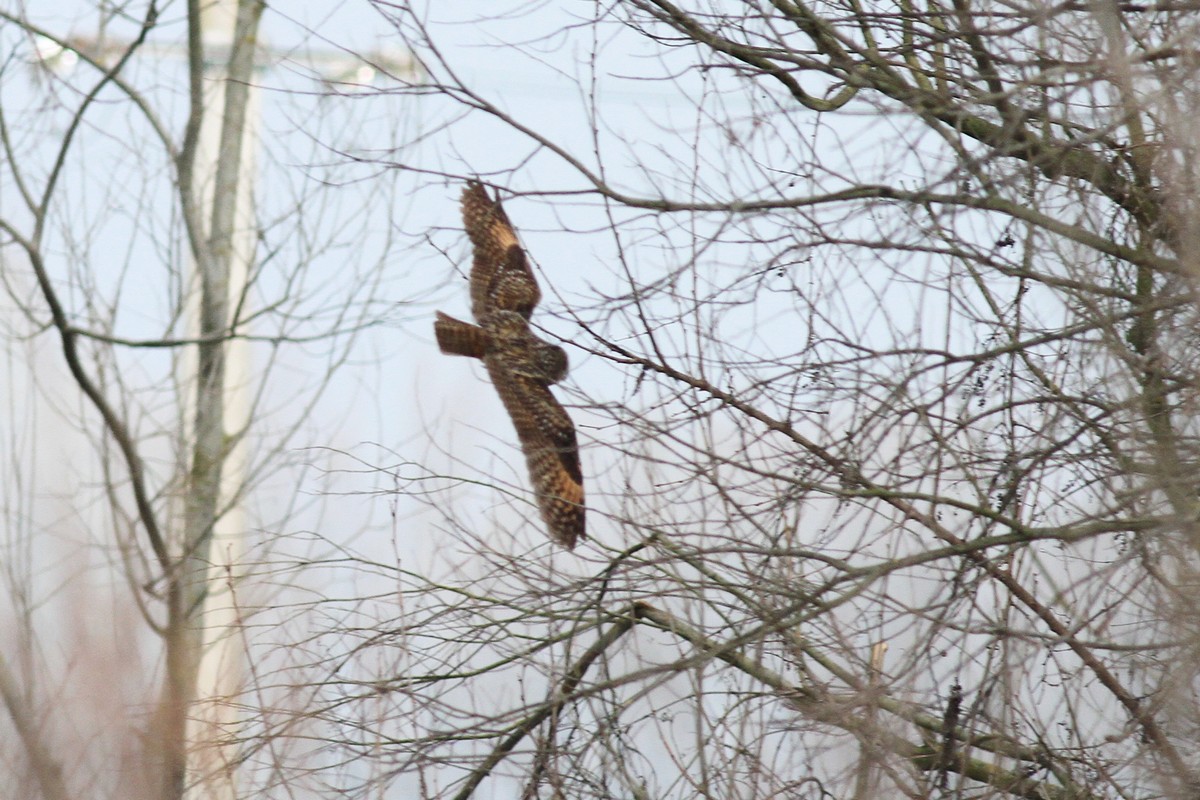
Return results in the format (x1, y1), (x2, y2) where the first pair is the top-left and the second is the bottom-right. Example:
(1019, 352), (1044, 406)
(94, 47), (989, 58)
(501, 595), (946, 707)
(434, 311), (568, 385)
(483, 310), (569, 384)
(434, 182), (585, 549)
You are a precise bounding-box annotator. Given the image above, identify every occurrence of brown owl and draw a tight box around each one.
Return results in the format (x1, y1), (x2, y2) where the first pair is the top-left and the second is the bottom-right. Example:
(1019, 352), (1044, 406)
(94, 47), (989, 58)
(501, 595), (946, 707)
(434, 183), (585, 549)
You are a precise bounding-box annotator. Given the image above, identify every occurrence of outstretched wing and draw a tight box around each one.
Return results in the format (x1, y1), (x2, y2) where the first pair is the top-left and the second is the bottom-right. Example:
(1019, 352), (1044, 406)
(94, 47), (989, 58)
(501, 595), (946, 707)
(460, 181), (541, 321)
(486, 360), (586, 549)
(434, 311), (489, 359)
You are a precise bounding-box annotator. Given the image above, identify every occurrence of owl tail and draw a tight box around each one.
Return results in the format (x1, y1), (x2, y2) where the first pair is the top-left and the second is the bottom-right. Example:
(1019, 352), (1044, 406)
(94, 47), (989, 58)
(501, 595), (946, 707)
(434, 312), (490, 359)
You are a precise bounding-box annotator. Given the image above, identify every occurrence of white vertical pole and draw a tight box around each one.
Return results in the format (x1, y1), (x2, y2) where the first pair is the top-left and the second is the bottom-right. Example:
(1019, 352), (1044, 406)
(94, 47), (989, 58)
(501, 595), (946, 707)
(184, 2), (256, 797)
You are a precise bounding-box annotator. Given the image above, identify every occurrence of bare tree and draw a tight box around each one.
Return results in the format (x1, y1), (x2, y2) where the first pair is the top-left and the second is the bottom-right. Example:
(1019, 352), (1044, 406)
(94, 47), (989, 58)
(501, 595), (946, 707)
(6, 0), (1200, 798)
(301, 1), (1200, 798)
(0, 2), (409, 797)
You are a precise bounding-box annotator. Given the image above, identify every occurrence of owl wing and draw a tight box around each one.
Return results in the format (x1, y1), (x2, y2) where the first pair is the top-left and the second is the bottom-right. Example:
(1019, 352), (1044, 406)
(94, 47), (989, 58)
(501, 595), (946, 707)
(485, 359), (586, 549)
(434, 311), (489, 359)
(461, 181), (541, 320)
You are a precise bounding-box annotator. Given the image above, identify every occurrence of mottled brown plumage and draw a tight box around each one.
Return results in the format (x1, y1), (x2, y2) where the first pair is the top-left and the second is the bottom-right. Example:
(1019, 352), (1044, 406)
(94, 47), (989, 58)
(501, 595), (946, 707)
(460, 182), (541, 321)
(434, 311), (488, 359)
(434, 182), (585, 548)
